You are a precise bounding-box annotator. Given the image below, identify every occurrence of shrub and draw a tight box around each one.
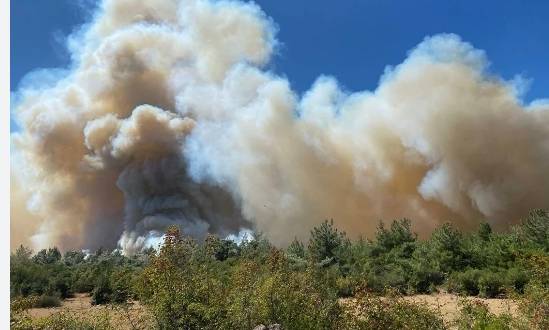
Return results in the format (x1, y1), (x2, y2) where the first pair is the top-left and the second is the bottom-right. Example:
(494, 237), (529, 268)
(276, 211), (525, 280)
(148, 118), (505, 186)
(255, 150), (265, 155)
(248, 267), (342, 329)
(447, 269), (481, 296)
(366, 264), (409, 294)
(520, 282), (549, 330)
(505, 268), (529, 294)
(10, 296), (39, 314)
(342, 293), (445, 329)
(517, 254), (549, 329)
(15, 311), (112, 330)
(408, 267), (444, 294)
(9, 212), (549, 329)
(479, 271), (504, 298)
(91, 275), (112, 305)
(336, 276), (355, 297)
(226, 250), (343, 329)
(34, 294), (62, 308)
(455, 300), (514, 330)
(110, 268), (133, 304)
(49, 272), (72, 299)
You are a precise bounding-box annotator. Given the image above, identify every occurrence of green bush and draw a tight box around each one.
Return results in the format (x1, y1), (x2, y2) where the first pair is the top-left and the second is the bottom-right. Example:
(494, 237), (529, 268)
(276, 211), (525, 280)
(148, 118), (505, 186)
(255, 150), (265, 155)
(244, 265), (342, 329)
(479, 271), (504, 298)
(517, 254), (549, 329)
(110, 269), (133, 304)
(408, 247), (445, 293)
(335, 276), (355, 297)
(366, 265), (409, 294)
(504, 268), (528, 294)
(139, 230), (343, 329)
(448, 269), (481, 296)
(34, 294), (61, 308)
(13, 311), (112, 330)
(342, 293), (445, 329)
(91, 275), (112, 305)
(9, 210), (549, 328)
(72, 275), (95, 293)
(455, 300), (514, 330)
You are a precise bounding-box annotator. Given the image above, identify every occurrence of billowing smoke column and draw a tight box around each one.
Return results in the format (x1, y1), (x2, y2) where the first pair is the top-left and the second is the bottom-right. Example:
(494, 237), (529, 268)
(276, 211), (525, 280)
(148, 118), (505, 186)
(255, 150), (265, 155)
(11, 0), (549, 253)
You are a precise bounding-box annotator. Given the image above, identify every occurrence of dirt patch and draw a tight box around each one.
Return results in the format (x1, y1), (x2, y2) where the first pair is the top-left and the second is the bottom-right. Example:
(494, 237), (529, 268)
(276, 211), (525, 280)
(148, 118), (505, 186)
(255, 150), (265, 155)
(27, 293), (92, 318)
(340, 293), (519, 326)
(26, 293), (153, 329)
(402, 293), (518, 322)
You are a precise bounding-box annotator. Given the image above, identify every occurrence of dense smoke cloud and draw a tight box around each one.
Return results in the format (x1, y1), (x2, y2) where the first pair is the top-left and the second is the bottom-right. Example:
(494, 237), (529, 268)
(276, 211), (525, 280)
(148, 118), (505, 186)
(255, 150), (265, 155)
(11, 0), (549, 253)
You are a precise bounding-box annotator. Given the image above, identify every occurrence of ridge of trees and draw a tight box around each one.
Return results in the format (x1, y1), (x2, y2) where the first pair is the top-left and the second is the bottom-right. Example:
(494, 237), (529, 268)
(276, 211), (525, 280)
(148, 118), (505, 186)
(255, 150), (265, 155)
(10, 209), (549, 329)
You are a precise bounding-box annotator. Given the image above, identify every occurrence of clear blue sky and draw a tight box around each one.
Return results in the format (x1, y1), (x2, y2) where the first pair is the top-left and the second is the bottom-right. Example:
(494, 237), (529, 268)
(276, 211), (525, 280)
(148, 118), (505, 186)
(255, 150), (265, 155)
(11, 0), (549, 102)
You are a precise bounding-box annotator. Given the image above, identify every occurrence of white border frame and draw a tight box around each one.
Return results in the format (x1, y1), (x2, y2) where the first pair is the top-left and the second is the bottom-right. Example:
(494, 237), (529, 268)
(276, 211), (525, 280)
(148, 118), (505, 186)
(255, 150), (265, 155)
(2, 0), (11, 325)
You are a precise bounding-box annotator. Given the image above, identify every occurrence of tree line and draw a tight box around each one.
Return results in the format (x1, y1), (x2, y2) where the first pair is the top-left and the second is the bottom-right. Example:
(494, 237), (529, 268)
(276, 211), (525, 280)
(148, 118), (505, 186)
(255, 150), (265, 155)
(10, 209), (549, 329)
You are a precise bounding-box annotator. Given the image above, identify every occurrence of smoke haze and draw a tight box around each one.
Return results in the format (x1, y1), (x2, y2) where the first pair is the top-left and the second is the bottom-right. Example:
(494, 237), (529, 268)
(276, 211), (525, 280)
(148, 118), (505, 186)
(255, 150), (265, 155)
(11, 0), (549, 253)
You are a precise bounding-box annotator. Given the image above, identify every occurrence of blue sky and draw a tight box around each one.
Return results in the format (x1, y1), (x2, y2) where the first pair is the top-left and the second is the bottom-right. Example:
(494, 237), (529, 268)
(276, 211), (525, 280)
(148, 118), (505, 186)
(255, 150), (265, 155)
(11, 0), (549, 103)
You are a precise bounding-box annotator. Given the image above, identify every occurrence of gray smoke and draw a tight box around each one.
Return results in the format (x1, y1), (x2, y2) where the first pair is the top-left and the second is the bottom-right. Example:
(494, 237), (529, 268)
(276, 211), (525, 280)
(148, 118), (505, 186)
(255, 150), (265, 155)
(11, 0), (549, 253)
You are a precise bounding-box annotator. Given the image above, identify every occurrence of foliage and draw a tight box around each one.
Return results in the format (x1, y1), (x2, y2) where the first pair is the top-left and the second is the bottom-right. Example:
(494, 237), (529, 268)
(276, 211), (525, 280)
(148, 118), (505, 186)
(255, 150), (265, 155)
(34, 294), (62, 308)
(12, 311), (113, 330)
(136, 226), (342, 329)
(91, 274), (113, 305)
(9, 209), (549, 329)
(11, 243), (146, 307)
(307, 219), (347, 264)
(518, 209), (549, 250)
(286, 237), (306, 259)
(516, 253), (549, 329)
(341, 292), (446, 329)
(454, 300), (519, 330)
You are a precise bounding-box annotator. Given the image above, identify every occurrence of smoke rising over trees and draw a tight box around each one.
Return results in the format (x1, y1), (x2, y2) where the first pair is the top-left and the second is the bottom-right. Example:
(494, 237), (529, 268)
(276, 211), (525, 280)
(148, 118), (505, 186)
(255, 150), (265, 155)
(10, 0), (549, 254)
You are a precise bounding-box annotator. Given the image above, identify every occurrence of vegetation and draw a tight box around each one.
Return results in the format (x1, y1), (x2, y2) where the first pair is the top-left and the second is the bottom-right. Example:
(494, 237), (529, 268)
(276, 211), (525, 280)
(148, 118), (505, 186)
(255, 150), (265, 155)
(10, 209), (549, 329)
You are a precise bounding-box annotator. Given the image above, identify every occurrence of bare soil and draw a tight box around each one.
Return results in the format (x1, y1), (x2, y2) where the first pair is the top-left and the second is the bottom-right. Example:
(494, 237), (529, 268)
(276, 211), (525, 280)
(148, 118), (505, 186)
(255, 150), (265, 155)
(340, 292), (519, 325)
(26, 293), (153, 329)
(403, 293), (518, 321)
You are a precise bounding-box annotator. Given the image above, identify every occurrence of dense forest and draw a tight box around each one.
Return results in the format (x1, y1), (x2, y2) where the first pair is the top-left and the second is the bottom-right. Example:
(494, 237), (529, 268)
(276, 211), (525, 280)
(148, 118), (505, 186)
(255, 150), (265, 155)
(10, 209), (549, 329)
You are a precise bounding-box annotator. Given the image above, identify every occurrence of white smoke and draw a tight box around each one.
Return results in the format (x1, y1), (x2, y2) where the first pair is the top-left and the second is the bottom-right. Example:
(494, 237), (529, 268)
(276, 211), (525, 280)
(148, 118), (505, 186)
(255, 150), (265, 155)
(11, 0), (549, 253)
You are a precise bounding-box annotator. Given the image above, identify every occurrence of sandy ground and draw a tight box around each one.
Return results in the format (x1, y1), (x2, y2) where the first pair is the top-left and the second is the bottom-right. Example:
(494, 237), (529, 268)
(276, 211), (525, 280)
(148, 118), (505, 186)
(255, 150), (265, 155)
(402, 293), (518, 320)
(340, 292), (519, 326)
(26, 293), (154, 329)
(26, 293), (519, 328)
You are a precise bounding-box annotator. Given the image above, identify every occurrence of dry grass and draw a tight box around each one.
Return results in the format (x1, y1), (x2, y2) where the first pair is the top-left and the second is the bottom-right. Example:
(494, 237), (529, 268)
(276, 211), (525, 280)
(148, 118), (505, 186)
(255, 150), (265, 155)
(340, 292), (519, 326)
(25, 293), (154, 330)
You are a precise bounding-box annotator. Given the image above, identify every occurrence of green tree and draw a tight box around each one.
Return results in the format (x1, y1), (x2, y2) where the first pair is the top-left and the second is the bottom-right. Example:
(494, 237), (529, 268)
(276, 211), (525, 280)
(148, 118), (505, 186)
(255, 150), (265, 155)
(374, 219), (416, 252)
(287, 238), (306, 259)
(205, 234), (238, 261)
(429, 223), (468, 272)
(63, 250), (86, 266)
(308, 219), (346, 264)
(91, 274), (112, 305)
(477, 222), (492, 242)
(32, 247), (61, 264)
(519, 209), (549, 249)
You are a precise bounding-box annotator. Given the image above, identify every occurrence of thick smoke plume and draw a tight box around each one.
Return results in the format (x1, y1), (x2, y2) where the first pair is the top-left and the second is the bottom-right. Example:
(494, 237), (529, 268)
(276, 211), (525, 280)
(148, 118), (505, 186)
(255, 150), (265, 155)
(11, 0), (549, 253)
